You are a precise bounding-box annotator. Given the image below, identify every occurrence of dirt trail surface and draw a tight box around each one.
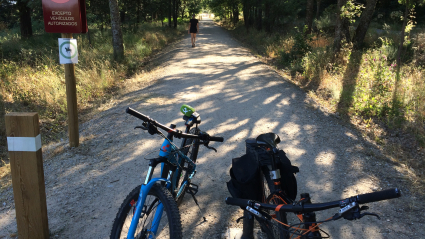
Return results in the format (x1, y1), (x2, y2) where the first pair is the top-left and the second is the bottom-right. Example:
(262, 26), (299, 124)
(0, 19), (423, 239)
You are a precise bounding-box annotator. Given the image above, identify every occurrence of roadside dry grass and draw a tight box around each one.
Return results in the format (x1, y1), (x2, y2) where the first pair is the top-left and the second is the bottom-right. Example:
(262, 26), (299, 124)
(0, 22), (187, 190)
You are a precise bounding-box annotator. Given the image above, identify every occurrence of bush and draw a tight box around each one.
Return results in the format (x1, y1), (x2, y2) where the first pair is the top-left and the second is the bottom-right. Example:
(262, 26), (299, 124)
(314, 4), (337, 33)
(280, 26), (312, 68)
(352, 49), (396, 117)
(412, 33), (425, 66)
(302, 46), (333, 84)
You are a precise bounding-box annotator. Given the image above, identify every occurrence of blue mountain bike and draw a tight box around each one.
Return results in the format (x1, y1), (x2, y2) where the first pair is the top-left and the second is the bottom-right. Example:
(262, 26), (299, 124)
(110, 106), (223, 239)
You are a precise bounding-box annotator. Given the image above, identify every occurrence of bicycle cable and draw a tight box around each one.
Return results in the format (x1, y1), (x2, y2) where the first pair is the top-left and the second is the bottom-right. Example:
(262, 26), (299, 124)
(268, 216), (333, 239)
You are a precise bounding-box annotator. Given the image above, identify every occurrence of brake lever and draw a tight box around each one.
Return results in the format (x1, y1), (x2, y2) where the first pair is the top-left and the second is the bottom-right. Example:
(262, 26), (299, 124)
(333, 204), (381, 221)
(197, 132), (218, 152)
(135, 122), (149, 130)
(359, 212), (381, 220)
(204, 144), (217, 152)
(135, 126), (148, 130)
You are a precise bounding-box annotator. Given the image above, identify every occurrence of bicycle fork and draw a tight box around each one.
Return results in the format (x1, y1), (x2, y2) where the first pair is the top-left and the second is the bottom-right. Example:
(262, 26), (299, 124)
(127, 164), (172, 239)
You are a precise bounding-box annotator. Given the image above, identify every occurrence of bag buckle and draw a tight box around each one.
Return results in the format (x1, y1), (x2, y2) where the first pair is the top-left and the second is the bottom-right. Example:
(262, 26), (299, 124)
(269, 169), (281, 180)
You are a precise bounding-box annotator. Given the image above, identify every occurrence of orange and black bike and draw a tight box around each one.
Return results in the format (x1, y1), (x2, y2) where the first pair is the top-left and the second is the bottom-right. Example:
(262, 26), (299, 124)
(226, 133), (401, 239)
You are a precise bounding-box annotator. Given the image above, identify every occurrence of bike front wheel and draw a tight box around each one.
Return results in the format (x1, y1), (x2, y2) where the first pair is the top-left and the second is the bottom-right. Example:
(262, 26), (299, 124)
(262, 173), (289, 239)
(110, 184), (183, 239)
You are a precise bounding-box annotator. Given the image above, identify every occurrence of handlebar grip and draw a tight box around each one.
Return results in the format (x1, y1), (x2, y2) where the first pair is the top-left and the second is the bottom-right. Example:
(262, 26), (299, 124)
(225, 197), (250, 207)
(357, 188), (401, 204)
(209, 136), (224, 142)
(126, 107), (151, 122)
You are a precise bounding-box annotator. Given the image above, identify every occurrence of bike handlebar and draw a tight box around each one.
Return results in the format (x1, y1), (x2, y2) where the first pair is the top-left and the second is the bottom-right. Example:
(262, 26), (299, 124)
(356, 188), (400, 204)
(225, 197), (250, 208)
(209, 136), (224, 142)
(225, 188), (401, 213)
(126, 107), (224, 142)
(126, 107), (152, 122)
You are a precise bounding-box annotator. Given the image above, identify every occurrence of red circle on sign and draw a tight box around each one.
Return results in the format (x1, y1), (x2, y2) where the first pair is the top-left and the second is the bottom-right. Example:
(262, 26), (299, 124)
(51, 0), (70, 3)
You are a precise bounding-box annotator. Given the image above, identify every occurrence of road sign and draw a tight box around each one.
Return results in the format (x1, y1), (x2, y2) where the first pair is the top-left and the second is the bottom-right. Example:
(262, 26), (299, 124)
(58, 38), (78, 64)
(42, 0), (87, 33)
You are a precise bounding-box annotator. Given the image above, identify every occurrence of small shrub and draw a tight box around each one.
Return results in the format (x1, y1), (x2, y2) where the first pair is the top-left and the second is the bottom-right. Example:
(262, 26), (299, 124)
(302, 47), (333, 85)
(412, 33), (425, 66)
(280, 26), (312, 67)
(377, 37), (398, 62)
(352, 49), (395, 118)
(314, 4), (337, 33)
(314, 14), (333, 32)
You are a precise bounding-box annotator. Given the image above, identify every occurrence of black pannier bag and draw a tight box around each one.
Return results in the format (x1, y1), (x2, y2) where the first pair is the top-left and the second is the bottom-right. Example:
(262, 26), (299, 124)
(227, 136), (299, 202)
(226, 153), (263, 201)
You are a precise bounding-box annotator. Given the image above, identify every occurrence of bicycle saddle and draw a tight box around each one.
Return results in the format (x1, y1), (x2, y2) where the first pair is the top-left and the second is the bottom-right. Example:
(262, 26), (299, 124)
(256, 133), (281, 148)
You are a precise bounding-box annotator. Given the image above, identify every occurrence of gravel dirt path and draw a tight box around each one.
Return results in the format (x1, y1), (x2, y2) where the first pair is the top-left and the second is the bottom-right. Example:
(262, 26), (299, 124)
(0, 19), (423, 239)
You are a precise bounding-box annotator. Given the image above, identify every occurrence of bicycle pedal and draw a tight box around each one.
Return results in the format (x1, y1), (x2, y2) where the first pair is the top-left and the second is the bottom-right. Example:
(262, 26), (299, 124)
(185, 183), (199, 195)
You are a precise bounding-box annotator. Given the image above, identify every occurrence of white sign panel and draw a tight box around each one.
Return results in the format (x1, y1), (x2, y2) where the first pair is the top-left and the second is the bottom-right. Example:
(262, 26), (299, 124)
(58, 38), (78, 64)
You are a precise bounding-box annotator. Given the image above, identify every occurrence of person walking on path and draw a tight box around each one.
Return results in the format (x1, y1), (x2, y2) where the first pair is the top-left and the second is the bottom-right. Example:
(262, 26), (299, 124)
(188, 14), (199, 47)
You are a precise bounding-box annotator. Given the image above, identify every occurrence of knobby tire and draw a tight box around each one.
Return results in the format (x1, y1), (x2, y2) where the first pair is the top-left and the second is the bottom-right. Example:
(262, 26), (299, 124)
(110, 184), (183, 239)
(262, 172), (289, 239)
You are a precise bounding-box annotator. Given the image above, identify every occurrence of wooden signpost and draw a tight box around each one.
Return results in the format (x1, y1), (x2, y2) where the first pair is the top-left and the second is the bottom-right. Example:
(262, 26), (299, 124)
(42, 0), (88, 147)
(5, 113), (49, 239)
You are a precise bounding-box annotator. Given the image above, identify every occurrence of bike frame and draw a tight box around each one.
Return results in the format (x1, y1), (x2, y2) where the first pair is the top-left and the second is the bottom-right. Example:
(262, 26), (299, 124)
(126, 119), (199, 239)
(261, 149), (293, 204)
(261, 148), (320, 238)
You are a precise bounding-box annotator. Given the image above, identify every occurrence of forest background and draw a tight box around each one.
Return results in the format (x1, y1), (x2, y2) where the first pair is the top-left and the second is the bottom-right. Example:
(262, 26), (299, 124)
(0, 0), (424, 188)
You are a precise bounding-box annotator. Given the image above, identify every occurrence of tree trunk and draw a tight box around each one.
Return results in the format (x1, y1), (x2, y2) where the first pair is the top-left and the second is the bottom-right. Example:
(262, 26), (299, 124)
(352, 0), (378, 48)
(264, 1), (271, 32)
(233, 7), (239, 24)
(136, 0), (141, 28)
(250, 6), (255, 27)
(393, 0), (411, 109)
(108, 0), (125, 61)
(17, 0), (32, 39)
(256, 0), (262, 31)
(305, 0), (314, 34)
(120, 11), (125, 25)
(0, 92), (5, 148)
(396, 1), (410, 68)
(333, 0), (347, 53)
(87, 29), (92, 47)
(168, 0), (172, 27)
(342, 18), (350, 42)
(243, 2), (249, 30)
(173, 0), (179, 28)
(316, 0), (321, 19)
